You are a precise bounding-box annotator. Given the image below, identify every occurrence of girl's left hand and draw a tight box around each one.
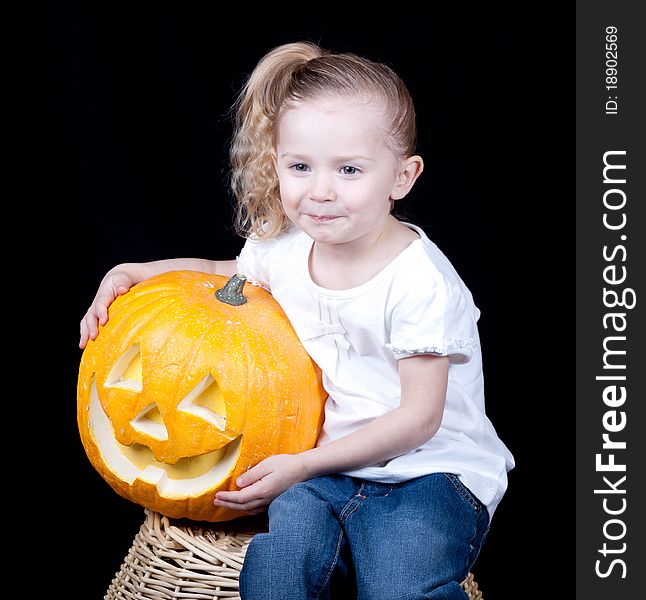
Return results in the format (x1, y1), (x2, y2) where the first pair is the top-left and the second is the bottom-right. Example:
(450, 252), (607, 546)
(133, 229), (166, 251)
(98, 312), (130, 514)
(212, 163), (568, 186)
(213, 453), (307, 514)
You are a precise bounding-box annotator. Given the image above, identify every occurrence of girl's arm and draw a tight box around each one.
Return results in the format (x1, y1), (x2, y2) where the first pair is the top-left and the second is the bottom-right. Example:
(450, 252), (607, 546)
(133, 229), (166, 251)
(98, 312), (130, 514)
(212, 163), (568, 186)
(79, 258), (238, 348)
(302, 354), (448, 475)
(214, 354), (449, 513)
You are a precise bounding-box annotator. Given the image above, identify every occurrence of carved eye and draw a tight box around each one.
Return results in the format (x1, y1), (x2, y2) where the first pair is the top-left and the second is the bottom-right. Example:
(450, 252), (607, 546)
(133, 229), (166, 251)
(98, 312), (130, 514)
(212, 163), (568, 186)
(178, 373), (227, 431)
(105, 344), (142, 392)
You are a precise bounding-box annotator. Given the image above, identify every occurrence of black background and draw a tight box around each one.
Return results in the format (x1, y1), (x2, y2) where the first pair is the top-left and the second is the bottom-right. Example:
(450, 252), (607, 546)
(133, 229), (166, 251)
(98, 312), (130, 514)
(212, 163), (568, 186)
(9, 2), (573, 598)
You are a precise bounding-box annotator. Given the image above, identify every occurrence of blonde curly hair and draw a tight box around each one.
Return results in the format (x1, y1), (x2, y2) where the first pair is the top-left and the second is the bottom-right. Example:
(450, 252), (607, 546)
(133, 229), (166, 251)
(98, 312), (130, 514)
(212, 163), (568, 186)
(229, 41), (417, 240)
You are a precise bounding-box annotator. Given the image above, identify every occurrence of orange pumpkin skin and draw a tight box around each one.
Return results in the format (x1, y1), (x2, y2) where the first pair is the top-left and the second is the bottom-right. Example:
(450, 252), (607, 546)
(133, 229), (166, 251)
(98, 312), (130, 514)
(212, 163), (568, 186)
(77, 271), (327, 522)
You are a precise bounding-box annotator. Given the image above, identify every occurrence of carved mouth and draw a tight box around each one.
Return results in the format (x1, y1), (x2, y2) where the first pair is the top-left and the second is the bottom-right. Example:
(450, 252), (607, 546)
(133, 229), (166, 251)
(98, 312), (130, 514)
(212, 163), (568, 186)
(89, 380), (241, 497)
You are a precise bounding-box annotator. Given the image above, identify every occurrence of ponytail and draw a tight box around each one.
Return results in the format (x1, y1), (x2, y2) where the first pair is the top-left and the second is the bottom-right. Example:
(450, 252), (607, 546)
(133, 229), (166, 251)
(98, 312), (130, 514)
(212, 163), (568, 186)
(230, 42), (325, 239)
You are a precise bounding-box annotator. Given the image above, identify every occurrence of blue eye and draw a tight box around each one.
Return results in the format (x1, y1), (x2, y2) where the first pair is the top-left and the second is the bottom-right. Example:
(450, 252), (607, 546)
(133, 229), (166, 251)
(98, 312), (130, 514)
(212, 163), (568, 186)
(292, 163), (309, 172)
(341, 166), (358, 175)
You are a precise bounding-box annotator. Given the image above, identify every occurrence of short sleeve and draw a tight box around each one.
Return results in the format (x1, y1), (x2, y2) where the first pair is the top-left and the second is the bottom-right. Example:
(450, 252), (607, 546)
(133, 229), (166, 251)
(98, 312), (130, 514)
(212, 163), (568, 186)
(235, 235), (279, 291)
(386, 277), (479, 364)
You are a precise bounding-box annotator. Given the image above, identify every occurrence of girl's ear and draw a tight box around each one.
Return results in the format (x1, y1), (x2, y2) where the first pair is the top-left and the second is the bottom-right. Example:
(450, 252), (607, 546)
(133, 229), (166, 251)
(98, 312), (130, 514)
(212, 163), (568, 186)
(391, 155), (424, 200)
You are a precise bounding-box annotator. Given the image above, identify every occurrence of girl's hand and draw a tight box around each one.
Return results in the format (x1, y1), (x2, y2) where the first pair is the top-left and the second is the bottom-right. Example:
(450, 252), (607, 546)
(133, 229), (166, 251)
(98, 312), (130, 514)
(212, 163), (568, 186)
(214, 454), (307, 514)
(79, 269), (136, 349)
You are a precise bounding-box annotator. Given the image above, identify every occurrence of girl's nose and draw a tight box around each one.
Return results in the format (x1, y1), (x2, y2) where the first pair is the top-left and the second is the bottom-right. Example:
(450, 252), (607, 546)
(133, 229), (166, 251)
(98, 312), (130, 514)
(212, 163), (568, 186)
(309, 173), (336, 202)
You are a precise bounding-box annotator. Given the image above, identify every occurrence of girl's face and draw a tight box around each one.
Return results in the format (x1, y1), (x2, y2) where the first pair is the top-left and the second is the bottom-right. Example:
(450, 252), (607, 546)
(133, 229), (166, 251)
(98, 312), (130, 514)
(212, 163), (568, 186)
(273, 97), (405, 249)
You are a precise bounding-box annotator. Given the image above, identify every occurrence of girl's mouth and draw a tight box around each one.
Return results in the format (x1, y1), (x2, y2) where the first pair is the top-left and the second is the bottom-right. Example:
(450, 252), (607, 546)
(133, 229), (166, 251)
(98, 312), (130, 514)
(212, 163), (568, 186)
(307, 214), (339, 223)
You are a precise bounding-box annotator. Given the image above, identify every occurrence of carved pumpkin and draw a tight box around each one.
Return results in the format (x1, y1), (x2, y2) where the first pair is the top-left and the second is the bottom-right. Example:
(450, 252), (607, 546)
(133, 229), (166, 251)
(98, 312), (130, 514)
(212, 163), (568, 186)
(77, 271), (327, 522)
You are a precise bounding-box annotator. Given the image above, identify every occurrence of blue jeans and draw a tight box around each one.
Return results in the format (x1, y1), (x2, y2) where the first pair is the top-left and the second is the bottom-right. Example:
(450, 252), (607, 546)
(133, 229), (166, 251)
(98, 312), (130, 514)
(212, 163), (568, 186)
(240, 473), (490, 600)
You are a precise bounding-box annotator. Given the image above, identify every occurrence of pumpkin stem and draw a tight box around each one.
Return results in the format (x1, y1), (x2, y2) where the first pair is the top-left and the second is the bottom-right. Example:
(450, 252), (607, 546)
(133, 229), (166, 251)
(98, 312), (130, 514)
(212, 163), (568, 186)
(215, 274), (248, 306)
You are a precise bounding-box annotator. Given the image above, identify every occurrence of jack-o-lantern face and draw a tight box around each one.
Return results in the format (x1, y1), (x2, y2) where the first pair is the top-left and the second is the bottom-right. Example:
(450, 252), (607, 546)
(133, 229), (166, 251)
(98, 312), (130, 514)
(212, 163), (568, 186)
(77, 271), (327, 522)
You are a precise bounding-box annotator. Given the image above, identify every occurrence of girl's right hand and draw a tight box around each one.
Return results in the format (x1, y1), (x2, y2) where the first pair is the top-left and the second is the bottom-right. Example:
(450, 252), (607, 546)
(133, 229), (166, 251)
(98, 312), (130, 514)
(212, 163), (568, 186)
(79, 269), (136, 349)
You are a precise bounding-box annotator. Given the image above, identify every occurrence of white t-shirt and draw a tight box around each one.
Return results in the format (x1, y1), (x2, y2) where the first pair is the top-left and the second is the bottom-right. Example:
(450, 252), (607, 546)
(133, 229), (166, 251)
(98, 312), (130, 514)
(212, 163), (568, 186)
(236, 222), (515, 518)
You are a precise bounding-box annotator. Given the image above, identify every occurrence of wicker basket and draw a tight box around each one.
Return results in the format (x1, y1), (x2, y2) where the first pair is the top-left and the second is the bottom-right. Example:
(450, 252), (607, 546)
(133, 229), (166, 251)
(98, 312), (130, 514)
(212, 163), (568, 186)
(106, 509), (483, 599)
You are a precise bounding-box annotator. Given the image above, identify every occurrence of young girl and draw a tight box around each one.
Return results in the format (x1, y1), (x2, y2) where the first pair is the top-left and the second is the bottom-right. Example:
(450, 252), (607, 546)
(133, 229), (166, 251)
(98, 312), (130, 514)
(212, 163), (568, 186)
(80, 41), (514, 599)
